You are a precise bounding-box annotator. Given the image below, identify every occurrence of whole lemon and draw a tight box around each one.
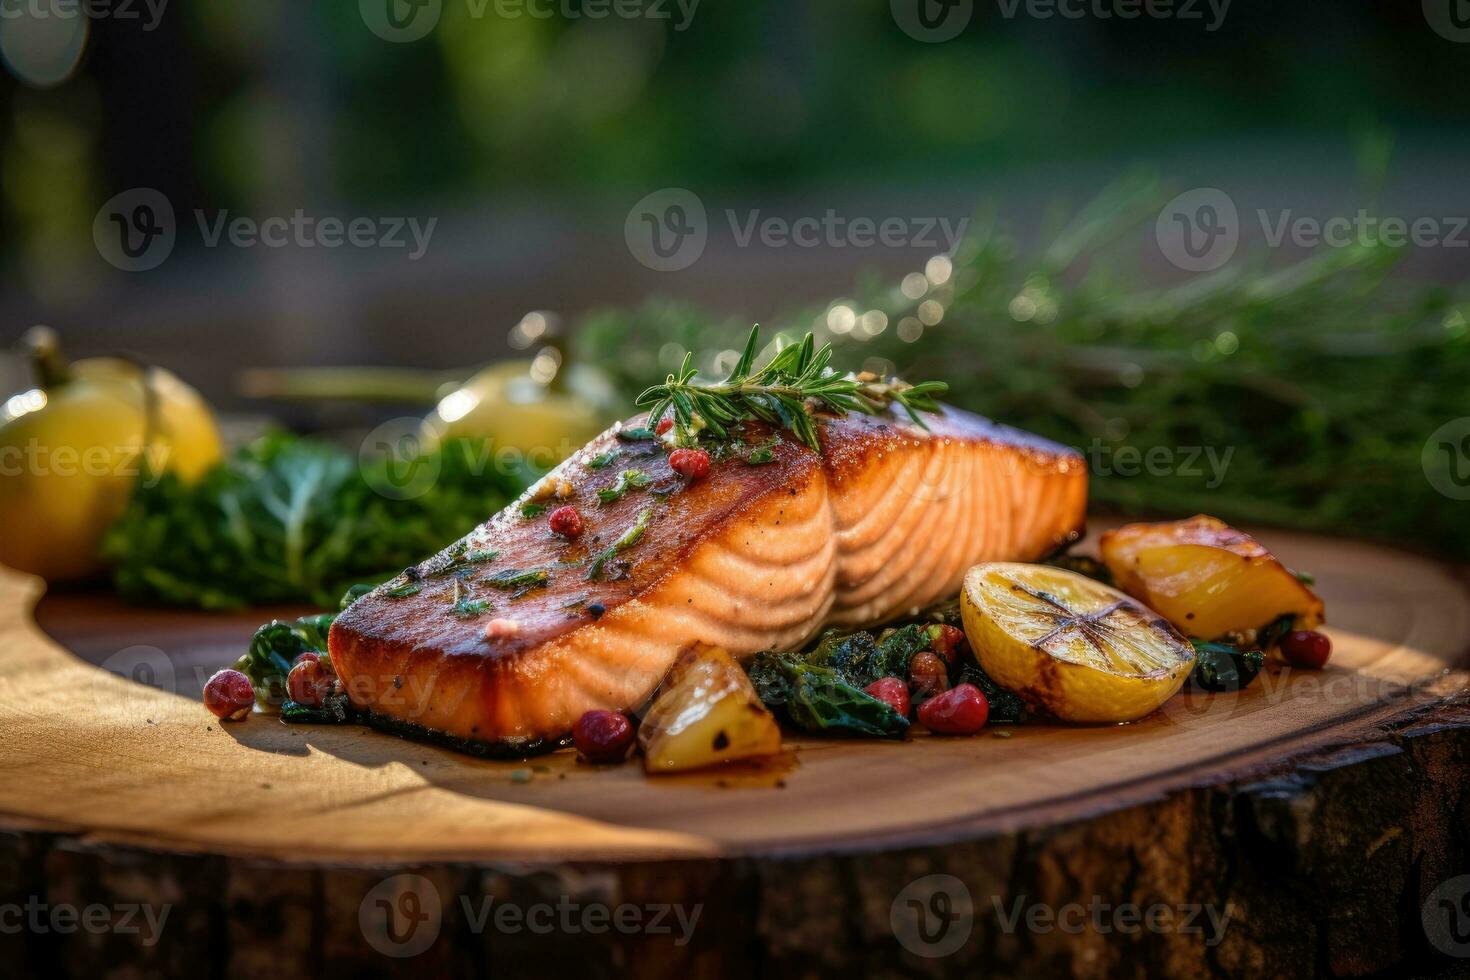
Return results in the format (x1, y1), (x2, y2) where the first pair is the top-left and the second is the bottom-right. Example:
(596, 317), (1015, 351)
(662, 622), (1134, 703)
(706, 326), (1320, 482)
(420, 350), (616, 469)
(0, 327), (222, 581)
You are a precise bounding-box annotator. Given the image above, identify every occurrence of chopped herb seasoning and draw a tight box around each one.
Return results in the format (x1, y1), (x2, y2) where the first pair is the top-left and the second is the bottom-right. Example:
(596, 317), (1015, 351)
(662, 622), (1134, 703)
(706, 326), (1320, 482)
(438, 548), (500, 575)
(616, 426), (658, 442)
(381, 582), (423, 599)
(587, 449), (621, 469)
(484, 566), (553, 596)
(453, 598), (494, 618)
(586, 508), (654, 580)
(743, 437), (780, 465)
(560, 593), (589, 609)
(596, 468), (653, 504)
(520, 501), (548, 518)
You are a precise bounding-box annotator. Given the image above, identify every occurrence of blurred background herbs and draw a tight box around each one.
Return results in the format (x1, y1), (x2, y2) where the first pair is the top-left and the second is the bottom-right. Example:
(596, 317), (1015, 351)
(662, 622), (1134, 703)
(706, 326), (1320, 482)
(2, 0), (1467, 582)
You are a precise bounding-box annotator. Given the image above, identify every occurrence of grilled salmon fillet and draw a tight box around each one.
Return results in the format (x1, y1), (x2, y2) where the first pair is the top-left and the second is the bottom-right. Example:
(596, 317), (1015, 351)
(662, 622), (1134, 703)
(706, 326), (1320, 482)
(329, 407), (1087, 748)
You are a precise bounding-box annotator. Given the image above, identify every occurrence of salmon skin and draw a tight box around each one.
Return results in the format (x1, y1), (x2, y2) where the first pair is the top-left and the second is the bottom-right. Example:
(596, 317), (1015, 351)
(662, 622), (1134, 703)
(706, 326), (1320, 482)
(329, 407), (1087, 750)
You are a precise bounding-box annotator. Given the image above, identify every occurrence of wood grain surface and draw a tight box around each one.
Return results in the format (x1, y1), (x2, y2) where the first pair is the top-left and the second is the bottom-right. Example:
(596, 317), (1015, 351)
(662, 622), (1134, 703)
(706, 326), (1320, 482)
(3, 523), (1467, 865)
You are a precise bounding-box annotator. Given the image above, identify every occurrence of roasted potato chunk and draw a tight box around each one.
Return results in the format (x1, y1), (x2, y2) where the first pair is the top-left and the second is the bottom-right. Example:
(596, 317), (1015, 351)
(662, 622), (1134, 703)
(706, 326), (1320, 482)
(1099, 515), (1324, 641)
(639, 645), (782, 773)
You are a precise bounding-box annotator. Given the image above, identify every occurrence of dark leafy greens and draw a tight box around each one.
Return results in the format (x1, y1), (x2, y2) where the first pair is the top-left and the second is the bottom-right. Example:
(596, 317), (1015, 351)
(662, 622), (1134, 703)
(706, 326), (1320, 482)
(1188, 641), (1265, 693)
(102, 432), (538, 610)
(748, 653), (909, 738)
(234, 611), (336, 707)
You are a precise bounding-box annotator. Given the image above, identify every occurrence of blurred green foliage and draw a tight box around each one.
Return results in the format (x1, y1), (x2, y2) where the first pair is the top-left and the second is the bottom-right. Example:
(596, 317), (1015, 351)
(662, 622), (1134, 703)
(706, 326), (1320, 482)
(575, 179), (1470, 560)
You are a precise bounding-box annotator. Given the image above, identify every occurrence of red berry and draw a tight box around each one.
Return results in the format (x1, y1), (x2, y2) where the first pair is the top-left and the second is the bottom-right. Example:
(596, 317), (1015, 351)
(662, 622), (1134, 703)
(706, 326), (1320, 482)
(548, 505), (584, 539)
(908, 651), (950, 701)
(655, 418), (674, 435)
(929, 624), (967, 663)
(918, 683), (989, 735)
(1281, 629), (1331, 669)
(668, 448), (711, 480)
(287, 657), (336, 707)
(294, 651), (320, 667)
(864, 677), (911, 717)
(203, 669), (255, 721)
(573, 709), (635, 764)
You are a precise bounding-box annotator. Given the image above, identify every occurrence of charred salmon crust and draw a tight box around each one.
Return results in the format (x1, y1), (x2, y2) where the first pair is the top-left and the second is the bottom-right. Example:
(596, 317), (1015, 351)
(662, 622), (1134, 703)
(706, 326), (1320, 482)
(328, 407), (1087, 747)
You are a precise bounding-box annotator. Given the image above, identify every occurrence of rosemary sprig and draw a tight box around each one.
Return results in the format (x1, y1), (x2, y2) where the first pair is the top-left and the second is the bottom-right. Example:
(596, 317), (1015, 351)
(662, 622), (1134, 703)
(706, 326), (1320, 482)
(636, 326), (947, 451)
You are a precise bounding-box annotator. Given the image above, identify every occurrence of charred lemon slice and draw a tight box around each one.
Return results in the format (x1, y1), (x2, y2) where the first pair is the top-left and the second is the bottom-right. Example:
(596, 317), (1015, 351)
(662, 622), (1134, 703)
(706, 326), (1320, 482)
(960, 563), (1195, 723)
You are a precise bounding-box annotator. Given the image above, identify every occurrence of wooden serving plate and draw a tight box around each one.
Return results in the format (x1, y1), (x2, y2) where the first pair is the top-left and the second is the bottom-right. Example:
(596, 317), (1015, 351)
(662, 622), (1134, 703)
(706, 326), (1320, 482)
(3, 523), (1469, 978)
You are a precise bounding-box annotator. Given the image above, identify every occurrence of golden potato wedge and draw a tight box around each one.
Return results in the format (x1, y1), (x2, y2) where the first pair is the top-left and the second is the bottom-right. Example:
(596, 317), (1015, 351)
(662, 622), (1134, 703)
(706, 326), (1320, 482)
(639, 645), (782, 773)
(1099, 515), (1324, 641)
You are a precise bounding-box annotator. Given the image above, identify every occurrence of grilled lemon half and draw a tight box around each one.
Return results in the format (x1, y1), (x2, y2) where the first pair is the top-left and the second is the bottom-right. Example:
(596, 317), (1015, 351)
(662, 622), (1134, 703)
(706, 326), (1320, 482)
(960, 562), (1196, 723)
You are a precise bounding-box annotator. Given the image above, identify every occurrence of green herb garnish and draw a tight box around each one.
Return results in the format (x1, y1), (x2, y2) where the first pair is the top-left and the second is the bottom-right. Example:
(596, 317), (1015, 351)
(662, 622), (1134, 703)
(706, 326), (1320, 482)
(484, 566), (553, 595)
(743, 437), (779, 465)
(616, 426), (658, 442)
(520, 501), (548, 518)
(453, 596), (494, 618)
(381, 582), (423, 599)
(586, 507), (654, 580)
(587, 449), (621, 469)
(438, 548), (499, 576)
(596, 468), (653, 504)
(101, 432), (538, 610)
(1189, 640), (1265, 692)
(637, 326), (947, 452)
(747, 653), (909, 738)
(235, 613), (336, 707)
(959, 662), (1028, 723)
